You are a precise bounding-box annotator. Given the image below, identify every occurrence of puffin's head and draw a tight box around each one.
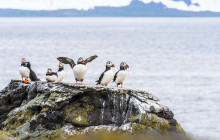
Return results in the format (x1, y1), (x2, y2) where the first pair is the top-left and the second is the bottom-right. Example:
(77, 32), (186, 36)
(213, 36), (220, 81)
(106, 61), (115, 68)
(58, 63), (64, 68)
(120, 62), (129, 70)
(77, 57), (85, 64)
(47, 68), (52, 74)
(21, 58), (26, 64)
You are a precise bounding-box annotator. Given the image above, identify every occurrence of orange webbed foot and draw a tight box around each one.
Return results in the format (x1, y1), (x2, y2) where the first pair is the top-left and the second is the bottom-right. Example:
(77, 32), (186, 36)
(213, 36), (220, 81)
(23, 79), (28, 84)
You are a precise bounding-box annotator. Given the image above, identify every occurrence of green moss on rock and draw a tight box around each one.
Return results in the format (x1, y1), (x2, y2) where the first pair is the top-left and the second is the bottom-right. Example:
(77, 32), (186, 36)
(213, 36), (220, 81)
(132, 123), (148, 135)
(176, 123), (186, 134)
(0, 131), (19, 140)
(64, 103), (94, 126)
(50, 93), (59, 98)
(41, 108), (49, 112)
(128, 114), (140, 122)
(140, 113), (171, 132)
(4, 108), (34, 131)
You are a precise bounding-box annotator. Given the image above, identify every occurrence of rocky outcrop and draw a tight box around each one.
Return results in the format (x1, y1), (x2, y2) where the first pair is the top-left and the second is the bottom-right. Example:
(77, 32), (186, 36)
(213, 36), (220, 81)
(0, 80), (185, 140)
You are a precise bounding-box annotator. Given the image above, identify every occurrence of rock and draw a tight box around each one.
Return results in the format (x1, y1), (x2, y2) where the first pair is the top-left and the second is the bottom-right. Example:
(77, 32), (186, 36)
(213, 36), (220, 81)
(0, 80), (185, 140)
(0, 130), (19, 140)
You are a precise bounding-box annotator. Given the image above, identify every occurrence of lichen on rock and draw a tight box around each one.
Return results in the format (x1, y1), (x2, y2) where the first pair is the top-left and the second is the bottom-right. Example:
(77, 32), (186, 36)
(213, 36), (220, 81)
(0, 80), (186, 140)
(0, 130), (19, 140)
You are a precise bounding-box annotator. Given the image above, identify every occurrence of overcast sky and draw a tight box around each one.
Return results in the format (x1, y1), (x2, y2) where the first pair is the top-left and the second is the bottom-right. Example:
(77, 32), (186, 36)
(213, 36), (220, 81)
(0, 0), (220, 12)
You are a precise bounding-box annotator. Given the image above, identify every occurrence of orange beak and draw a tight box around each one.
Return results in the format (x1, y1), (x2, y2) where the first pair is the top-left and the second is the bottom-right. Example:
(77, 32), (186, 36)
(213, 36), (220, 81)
(21, 60), (23, 64)
(112, 64), (115, 67)
(82, 59), (85, 63)
(126, 64), (129, 68)
(46, 70), (48, 74)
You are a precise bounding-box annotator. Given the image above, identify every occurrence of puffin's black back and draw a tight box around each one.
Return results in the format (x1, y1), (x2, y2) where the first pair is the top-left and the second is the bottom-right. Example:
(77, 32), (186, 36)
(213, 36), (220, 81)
(26, 62), (40, 81)
(46, 72), (58, 76)
(113, 70), (120, 82)
(96, 71), (105, 85)
(96, 67), (111, 85)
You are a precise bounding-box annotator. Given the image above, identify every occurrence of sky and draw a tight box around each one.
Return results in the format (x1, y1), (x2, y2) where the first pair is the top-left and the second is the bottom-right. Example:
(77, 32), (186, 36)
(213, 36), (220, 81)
(0, 0), (220, 12)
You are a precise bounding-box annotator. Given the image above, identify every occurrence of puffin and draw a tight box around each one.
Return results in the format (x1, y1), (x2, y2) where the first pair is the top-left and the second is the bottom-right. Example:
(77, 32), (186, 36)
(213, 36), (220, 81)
(57, 55), (98, 85)
(113, 62), (129, 88)
(96, 61), (115, 86)
(19, 58), (30, 83)
(19, 58), (40, 83)
(45, 68), (58, 82)
(55, 62), (65, 83)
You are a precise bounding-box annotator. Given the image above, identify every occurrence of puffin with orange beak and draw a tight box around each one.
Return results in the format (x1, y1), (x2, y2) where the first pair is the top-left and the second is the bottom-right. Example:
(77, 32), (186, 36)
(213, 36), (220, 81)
(19, 58), (30, 83)
(57, 55), (98, 85)
(45, 68), (58, 82)
(55, 62), (65, 83)
(113, 62), (129, 88)
(19, 58), (40, 83)
(96, 61), (115, 86)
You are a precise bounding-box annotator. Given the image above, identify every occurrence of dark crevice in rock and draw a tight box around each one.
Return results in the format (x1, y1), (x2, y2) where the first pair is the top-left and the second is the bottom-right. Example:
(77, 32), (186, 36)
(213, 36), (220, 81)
(27, 82), (38, 101)
(168, 119), (177, 131)
(124, 95), (131, 124)
(6, 99), (12, 105)
(157, 110), (174, 120)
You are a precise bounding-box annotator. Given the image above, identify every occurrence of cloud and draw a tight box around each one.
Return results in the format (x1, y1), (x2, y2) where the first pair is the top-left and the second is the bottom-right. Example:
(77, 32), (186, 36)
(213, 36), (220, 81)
(0, 0), (220, 12)
(140, 0), (220, 12)
(0, 0), (132, 10)
(191, 0), (220, 12)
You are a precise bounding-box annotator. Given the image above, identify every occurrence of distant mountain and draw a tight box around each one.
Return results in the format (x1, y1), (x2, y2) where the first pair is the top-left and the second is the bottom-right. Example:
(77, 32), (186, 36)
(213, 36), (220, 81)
(0, 0), (220, 17)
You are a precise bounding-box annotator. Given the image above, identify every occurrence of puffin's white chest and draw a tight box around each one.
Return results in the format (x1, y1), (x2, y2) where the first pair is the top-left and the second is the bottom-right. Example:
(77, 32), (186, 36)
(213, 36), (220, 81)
(56, 70), (65, 83)
(73, 64), (87, 81)
(101, 70), (114, 86)
(19, 66), (30, 78)
(116, 70), (127, 83)
(46, 75), (57, 82)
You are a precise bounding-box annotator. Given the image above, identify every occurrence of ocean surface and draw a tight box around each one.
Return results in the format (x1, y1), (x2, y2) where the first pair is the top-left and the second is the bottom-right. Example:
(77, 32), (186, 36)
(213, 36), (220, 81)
(0, 18), (220, 139)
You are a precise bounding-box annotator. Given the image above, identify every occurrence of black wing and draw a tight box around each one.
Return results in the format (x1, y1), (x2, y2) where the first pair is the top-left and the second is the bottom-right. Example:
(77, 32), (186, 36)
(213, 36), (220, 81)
(52, 72), (58, 76)
(113, 70), (120, 82)
(96, 71), (105, 85)
(85, 55), (98, 64)
(30, 69), (40, 81)
(26, 62), (40, 81)
(57, 57), (75, 69)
